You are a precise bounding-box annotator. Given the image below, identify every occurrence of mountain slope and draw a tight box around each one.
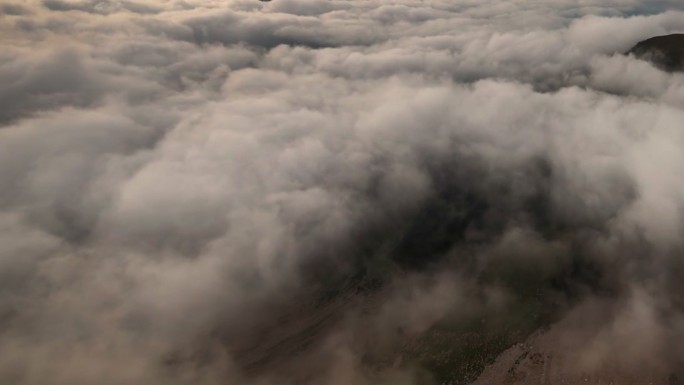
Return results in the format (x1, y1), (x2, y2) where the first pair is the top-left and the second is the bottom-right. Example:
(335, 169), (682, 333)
(627, 34), (684, 72)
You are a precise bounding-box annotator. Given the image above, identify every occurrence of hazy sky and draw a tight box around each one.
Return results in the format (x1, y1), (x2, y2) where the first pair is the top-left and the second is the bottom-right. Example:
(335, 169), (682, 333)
(2, 1), (684, 384)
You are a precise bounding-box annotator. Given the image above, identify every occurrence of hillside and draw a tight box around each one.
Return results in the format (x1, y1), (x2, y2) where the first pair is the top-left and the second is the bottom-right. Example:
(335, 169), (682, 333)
(627, 34), (684, 71)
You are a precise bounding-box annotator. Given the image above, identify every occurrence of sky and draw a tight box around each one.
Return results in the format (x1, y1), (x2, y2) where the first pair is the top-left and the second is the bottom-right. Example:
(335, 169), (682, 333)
(2, 1), (684, 384)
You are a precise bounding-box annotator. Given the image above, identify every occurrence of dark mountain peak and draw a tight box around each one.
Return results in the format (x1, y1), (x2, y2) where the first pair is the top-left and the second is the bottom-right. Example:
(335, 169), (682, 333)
(627, 33), (684, 72)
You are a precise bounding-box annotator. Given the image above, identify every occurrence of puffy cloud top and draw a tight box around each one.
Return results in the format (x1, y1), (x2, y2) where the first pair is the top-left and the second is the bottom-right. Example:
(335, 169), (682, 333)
(2, 1), (684, 384)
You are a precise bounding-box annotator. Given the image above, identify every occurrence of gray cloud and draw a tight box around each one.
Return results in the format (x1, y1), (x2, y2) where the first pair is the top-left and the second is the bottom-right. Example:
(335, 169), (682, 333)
(42, 0), (164, 15)
(0, 3), (32, 15)
(2, 1), (684, 384)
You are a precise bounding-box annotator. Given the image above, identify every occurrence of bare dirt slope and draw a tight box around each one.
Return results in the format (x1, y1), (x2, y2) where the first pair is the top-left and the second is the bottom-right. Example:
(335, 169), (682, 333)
(471, 301), (683, 385)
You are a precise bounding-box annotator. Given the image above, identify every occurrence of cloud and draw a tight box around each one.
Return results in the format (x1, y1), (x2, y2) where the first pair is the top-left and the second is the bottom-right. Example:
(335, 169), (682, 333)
(41, 0), (164, 15)
(2, 1), (684, 384)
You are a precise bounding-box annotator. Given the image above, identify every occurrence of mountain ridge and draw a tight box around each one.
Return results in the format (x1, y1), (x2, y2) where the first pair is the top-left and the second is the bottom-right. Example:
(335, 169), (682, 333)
(627, 33), (684, 72)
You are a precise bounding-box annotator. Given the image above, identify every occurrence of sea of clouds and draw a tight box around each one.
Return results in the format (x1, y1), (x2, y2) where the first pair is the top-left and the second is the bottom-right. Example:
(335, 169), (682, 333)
(2, 1), (684, 384)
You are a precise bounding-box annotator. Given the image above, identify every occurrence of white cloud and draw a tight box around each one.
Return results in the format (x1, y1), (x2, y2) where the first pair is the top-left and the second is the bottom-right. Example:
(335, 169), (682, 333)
(2, 1), (684, 384)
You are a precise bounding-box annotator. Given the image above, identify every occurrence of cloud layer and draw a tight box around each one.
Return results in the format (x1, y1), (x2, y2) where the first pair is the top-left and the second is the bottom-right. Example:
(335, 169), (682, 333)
(2, 1), (684, 384)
